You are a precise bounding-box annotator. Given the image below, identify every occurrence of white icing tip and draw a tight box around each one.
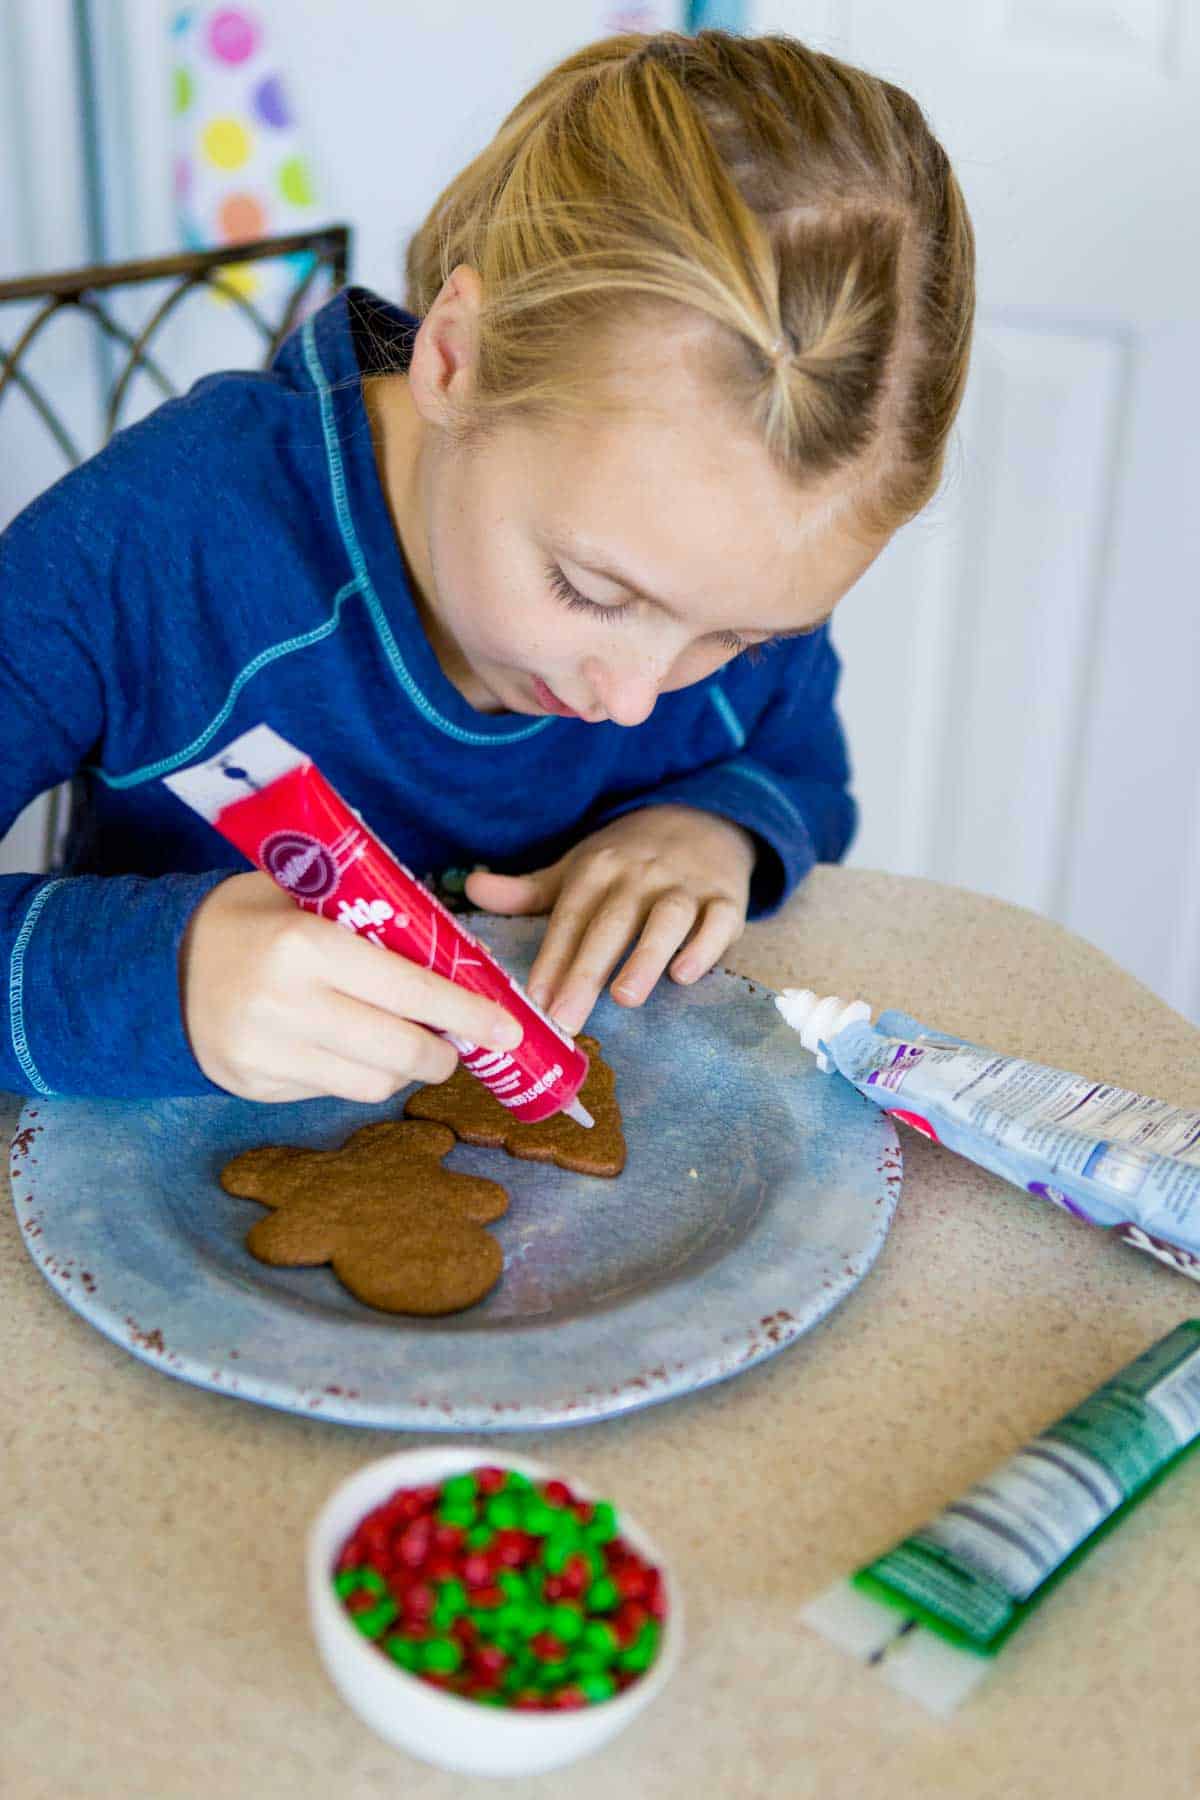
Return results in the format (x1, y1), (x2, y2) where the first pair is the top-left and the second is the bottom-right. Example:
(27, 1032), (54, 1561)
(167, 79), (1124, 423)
(775, 988), (872, 1070)
(565, 1097), (594, 1129)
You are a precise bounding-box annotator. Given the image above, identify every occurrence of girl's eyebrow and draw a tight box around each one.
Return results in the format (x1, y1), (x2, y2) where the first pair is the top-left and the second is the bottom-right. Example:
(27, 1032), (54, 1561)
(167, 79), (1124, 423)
(565, 548), (834, 638)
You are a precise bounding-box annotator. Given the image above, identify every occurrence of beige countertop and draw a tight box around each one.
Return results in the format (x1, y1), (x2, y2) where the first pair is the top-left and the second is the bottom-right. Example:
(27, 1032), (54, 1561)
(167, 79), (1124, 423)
(4, 866), (1199, 1800)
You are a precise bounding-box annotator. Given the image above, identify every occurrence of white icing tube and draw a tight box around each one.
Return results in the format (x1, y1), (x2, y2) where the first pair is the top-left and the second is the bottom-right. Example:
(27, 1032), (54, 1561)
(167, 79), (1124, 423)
(776, 989), (1200, 1282)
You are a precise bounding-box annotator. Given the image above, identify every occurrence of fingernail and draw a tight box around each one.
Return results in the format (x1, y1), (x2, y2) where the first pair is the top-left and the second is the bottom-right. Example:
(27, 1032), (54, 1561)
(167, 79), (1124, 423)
(495, 1017), (523, 1049)
(672, 961), (698, 983)
(612, 982), (640, 1003)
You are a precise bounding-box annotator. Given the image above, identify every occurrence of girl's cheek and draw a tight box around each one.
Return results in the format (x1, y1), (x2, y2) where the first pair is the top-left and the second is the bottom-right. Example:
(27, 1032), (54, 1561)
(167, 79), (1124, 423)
(669, 642), (734, 687)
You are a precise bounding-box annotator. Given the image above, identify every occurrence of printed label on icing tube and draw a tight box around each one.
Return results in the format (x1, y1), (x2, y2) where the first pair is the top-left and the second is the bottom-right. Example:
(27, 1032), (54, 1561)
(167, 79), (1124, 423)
(165, 725), (590, 1124)
(775, 991), (1200, 1280)
(801, 1320), (1200, 1716)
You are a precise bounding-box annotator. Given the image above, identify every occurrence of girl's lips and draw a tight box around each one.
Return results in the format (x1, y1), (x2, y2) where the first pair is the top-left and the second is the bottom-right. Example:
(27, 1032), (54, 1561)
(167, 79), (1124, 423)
(531, 674), (581, 718)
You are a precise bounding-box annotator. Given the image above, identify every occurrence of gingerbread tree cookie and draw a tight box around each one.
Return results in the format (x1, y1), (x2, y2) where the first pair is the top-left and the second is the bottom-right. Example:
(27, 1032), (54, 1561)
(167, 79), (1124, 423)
(404, 1034), (626, 1178)
(219, 1120), (510, 1316)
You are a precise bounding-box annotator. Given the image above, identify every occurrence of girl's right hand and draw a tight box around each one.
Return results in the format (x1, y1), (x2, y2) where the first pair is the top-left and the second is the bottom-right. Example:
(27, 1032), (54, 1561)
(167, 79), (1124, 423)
(179, 871), (523, 1103)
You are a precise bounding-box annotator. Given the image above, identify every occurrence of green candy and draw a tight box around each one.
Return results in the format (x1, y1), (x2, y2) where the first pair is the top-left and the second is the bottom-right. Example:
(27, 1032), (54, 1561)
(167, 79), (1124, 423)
(437, 1576), (467, 1620)
(617, 1621), (661, 1673)
(546, 1603), (584, 1643)
(352, 1599), (397, 1640)
(465, 1524), (496, 1550)
(568, 1650), (610, 1679)
(585, 1576), (620, 1613)
(580, 1671), (617, 1703)
(334, 1564), (386, 1598)
(441, 1473), (478, 1508)
(384, 1636), (422, 1671)
(496, 1570), (528, 1602)
(484, 1494), (521, 1531)
(420, 1636), (464, 1674)
(542, 1530), (581, 1575)
(581, 1620), (619, 1658)
(437, 1501), (477, 1529)
(493, 1602), (527, 1635)
(583, 1500), (619, 1544)
(503, 1471), (534, 1493)
(520, 1499), (558, 1536)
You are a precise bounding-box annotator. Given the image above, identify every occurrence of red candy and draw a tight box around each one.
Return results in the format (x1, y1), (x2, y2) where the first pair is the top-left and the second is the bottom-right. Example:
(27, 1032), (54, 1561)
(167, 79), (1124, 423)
(476, 1466), (508, 1496)
(461, 1553), (493, 1589)
(561, 1553), (591, 1597)
(397, 1519), (432, 1569)
(614, 1600), (649, 1647)
(403, 1582), (435, 1622)
(493, 1529), (529, 1569)
(473, 1645), (509, 1678)
(541, 1480), (574, 1509)
(615, 1564), (649, 1601)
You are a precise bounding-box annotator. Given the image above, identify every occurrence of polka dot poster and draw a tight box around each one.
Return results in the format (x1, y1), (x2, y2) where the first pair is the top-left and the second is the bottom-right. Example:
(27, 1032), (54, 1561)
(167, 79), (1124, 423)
(170, 5), (324, 312)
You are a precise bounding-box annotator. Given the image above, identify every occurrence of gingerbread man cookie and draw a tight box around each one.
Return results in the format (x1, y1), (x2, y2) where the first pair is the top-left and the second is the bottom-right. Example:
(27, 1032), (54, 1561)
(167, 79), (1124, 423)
(404, 1034), (626, 1178)
(219, 1120), (510, 1316)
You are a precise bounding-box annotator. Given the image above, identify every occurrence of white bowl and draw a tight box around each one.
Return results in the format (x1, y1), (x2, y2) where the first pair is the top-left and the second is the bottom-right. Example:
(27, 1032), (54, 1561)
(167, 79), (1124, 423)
(307, 1445), (683, 1778)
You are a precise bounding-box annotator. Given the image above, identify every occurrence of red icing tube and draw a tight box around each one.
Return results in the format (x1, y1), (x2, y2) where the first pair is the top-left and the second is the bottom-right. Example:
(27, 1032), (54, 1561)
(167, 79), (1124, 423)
(164, 724), (592, 1126)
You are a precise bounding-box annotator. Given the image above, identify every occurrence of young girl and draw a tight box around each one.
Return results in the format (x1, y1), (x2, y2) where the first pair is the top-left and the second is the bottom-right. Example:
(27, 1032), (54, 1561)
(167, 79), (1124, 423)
(0, 30), (974, 1105)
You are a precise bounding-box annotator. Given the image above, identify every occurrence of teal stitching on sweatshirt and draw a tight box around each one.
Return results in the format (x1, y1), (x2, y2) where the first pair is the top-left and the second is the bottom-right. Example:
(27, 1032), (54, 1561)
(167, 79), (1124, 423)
(95, 579), (363, 789)
(9, 879), (66, 1095)
(300, 317), (552, 748)
(727, 759), (808, 834)
(708, 684), (746, 750)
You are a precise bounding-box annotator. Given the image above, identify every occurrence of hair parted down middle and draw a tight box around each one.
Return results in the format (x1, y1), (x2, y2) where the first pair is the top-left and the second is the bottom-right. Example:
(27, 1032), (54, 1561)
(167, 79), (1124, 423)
(404, 29), (976, 538)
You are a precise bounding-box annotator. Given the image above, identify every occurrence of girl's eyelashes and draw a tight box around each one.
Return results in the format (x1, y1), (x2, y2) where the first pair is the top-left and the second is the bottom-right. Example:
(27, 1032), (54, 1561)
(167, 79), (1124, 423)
(545, 561), (782, 661)
(545, 562), (629, 619)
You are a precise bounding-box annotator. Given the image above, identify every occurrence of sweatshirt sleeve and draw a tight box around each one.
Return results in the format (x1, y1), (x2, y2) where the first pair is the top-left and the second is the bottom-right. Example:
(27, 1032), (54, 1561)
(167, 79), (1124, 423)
(593, 627), (857, 919)
(0, 468), (229, 1098)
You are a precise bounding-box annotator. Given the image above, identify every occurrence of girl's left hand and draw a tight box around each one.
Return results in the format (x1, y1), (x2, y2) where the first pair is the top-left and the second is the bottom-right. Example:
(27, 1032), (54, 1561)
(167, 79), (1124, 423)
(464, 805), (755, 1037)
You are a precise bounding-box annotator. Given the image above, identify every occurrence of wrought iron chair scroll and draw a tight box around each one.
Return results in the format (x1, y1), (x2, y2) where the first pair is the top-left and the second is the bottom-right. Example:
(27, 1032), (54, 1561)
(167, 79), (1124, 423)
(0, 223), (351, 467)
(0, 223), (351, 864)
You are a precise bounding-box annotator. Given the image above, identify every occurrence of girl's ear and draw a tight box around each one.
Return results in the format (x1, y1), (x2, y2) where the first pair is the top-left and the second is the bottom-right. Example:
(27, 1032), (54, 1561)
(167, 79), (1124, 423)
(407, 264), (484, 428)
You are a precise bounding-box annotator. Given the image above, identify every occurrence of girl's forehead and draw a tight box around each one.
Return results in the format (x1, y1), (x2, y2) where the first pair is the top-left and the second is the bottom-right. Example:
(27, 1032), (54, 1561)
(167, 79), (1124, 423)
(519, 389), (883, 614)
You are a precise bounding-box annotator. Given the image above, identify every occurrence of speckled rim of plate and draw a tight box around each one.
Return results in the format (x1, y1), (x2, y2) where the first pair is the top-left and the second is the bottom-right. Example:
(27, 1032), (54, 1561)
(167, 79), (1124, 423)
(10, 917), (902, 1431)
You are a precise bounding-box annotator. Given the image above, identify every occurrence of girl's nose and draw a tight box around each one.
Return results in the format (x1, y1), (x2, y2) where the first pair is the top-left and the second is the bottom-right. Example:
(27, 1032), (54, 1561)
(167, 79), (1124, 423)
(582, 654), (661, 728)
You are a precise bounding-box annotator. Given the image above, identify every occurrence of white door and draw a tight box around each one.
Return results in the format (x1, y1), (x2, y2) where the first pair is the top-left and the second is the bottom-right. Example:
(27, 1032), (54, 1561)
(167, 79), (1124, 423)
(756, 0), (1200, 1022)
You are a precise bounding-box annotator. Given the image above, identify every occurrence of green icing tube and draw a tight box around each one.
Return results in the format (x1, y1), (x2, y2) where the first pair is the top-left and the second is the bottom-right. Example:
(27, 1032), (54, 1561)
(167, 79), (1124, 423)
(802, 1320), (1200, 1715)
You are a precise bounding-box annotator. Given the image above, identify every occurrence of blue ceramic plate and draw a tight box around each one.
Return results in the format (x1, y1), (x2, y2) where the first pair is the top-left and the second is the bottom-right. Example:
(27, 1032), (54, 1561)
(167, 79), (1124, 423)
(11, 917), (901, 1430)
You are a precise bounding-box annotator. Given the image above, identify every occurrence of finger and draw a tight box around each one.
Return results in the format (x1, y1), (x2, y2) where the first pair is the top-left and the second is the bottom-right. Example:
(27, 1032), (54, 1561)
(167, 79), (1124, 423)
(524, 862), (623, 1010)
(669, 897), (746, 983)
(224, 1048), (414, 1107)
(608, 889), (701, 1008)
(465, 865), (563, 916)
(292, 915), (523, 1050)
(293, 1045), (443, 1107)
(311, 991), (460, 1086)
(542, 888), (648, 1037)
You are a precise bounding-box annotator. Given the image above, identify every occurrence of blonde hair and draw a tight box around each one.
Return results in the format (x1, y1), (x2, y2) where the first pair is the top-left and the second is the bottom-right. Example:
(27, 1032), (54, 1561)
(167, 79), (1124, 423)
(404, 30), (975, 538)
